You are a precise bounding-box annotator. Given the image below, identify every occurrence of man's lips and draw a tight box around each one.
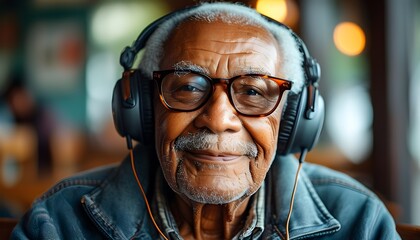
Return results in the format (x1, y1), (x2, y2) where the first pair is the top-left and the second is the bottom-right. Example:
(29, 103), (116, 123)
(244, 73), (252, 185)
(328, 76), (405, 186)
(184, 150), (242, 162)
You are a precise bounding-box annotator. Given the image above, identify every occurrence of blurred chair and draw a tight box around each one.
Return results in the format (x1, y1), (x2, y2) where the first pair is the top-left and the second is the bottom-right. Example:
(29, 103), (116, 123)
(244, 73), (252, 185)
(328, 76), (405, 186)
(397, 223), (420, 240)
(0, 218), (18, 239)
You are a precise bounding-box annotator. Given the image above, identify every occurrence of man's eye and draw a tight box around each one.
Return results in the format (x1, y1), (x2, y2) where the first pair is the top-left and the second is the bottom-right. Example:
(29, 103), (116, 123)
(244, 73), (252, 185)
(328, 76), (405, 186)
(235, 85), (263, 96)
(246, 89), (260, 96)
(178, 85), (201, 92)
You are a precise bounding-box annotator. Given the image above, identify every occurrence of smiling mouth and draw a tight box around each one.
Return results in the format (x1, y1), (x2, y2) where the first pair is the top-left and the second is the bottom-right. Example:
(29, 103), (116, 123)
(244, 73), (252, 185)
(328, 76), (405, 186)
(184, 150), (243, 162)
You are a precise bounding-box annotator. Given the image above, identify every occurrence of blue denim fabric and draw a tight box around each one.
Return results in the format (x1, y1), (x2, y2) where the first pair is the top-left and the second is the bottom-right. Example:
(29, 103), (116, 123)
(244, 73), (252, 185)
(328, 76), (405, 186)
(11, 145), (400, 239)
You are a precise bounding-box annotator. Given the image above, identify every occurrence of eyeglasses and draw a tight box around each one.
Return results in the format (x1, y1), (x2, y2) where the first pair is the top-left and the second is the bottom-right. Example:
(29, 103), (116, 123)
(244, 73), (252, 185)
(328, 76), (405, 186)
(153, 69), (293, 116)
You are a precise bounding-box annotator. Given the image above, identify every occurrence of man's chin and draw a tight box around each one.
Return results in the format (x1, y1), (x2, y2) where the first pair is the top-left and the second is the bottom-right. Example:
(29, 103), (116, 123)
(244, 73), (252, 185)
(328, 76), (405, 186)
(178, 184), (249, 205)
(172, 157), (255, 204)
(184, 193), (244, 205)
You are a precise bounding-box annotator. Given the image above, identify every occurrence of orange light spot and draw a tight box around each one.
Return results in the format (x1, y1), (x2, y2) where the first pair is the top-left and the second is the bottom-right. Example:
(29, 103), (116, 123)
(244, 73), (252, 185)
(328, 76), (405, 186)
(333, 22), (366, 56)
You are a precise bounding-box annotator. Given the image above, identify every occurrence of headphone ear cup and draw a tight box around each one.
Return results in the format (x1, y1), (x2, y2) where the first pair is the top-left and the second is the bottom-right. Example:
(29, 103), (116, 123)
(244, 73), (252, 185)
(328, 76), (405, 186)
(137, 71), (154, 144)
(111, 71), (154, 144)
(277, 92), (301, 155)
(277, 89), (325, 155)
(112, 79), (126, 138)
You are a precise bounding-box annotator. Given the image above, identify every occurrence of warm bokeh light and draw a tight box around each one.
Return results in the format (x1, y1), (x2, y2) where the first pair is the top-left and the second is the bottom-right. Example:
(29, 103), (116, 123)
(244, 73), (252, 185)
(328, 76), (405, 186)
(333, 22), (366, 56)
(256, 0), (287, 23)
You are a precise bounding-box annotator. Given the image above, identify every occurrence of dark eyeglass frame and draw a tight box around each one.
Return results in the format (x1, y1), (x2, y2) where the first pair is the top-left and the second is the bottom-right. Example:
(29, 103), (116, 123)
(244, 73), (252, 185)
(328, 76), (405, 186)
(152, 69), (293, 117)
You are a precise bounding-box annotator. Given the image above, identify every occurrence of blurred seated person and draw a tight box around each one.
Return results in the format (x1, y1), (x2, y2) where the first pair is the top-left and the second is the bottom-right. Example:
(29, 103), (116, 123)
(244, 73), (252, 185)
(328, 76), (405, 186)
(11, 2), (400, 239)
(1, 74), (55, 176)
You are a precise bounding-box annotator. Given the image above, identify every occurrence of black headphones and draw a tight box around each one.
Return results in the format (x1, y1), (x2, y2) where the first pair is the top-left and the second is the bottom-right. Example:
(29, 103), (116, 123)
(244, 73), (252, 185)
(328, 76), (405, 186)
(112, 4), (325, 155)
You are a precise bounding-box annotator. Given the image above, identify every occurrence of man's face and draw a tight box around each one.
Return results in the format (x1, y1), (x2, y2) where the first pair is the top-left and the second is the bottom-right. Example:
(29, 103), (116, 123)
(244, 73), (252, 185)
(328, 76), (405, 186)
(154, 19), (285, 204)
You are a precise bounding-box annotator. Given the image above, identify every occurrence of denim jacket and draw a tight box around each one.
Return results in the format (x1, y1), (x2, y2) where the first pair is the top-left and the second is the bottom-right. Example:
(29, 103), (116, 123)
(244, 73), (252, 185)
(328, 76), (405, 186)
(11, 145), (400, 239)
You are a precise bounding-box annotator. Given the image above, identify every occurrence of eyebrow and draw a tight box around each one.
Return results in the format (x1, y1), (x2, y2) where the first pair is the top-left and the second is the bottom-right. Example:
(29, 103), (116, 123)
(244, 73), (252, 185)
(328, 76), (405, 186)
(172, 61), (210, 75)
(233, 67), (272, 76)
(172, 61), (273, 77)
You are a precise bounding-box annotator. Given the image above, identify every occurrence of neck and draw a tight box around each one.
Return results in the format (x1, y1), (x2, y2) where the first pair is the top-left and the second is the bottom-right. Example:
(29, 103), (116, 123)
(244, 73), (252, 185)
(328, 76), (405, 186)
(170, 194), (251, 240)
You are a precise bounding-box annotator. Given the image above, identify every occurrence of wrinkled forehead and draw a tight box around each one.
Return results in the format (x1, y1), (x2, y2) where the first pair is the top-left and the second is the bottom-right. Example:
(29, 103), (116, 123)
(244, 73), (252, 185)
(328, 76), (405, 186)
(161, 19), (282, 74)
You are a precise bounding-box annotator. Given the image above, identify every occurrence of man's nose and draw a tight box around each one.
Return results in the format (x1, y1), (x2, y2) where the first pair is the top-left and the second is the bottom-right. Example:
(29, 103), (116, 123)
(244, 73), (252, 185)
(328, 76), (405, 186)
(194, 86), (242, 133)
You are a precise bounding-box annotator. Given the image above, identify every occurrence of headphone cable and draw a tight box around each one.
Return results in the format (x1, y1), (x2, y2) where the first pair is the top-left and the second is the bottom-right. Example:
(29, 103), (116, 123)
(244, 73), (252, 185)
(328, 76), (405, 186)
(127, 137), (169, 240)
(285, 148), (307, 240)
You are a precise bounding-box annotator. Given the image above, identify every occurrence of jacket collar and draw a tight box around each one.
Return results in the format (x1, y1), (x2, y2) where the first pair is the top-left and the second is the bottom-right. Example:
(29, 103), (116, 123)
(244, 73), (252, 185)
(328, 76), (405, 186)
(266, 154), (341, 239)
(81, 146), (340, 239)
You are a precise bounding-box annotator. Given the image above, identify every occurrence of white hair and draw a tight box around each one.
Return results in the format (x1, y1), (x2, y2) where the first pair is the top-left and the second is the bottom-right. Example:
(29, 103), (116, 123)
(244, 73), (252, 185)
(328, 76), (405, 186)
(138, 2), (305, 92)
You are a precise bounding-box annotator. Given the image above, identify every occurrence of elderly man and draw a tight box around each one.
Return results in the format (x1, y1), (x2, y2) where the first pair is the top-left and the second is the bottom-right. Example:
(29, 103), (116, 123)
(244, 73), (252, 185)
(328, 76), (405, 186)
(12, 2), (399, 240)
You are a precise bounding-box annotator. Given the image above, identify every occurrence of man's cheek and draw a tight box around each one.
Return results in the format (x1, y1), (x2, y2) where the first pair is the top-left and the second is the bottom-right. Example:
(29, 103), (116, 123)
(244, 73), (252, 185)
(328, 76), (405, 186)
(245, 121), (278, 150)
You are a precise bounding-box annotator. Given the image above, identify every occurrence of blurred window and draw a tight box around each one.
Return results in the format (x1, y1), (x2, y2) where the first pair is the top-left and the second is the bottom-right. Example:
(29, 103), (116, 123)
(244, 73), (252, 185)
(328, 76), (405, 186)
(410, 0), (420, 225)
(300, 0), (371, 164)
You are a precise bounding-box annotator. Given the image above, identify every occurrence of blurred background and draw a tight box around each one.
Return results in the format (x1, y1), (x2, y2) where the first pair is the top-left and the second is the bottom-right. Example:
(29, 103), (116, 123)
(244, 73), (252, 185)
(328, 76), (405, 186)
(0, 0), (419, 225)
